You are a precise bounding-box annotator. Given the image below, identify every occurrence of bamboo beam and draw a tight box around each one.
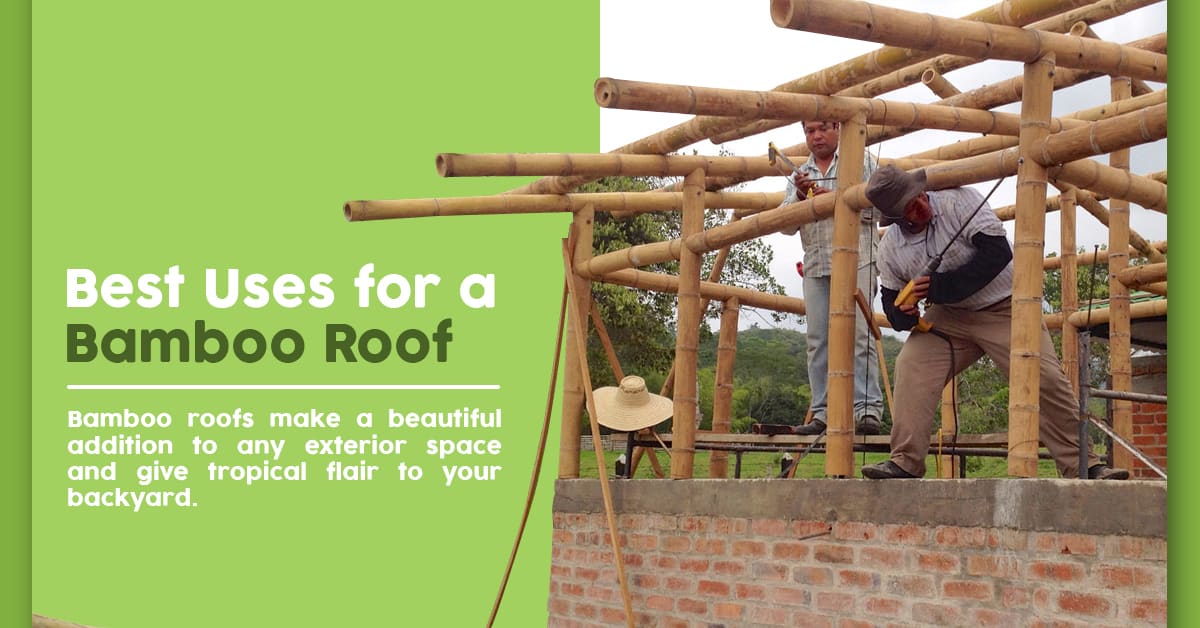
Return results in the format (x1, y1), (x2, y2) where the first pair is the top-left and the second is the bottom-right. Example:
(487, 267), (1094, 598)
(1051, 159), (1166, 213)
(1008, 52), (1056, 479)
(1033, 103), (1166, 167)
(824, 113), (867, 478)
(921, 69), (961, 99)
(713, 0), (1161, 143)
(595, 77), (1089, 138)
(1108, 77), (1134, 471)
(558, 209), (594, 479)
(1043, 242), (1167, 270)
(671, 168), (705, 479)
(711, 299), (739, 478)
(1063, 298), (1166, 328)
(1116, 262), (1167, 288)
(439, 152), (780, 180)
(771, 0), (1166, 82)
(1140, 282), (1167, 296)
(1059, 190), (1080, 394)
(1048, 182), (1167, 262)
(346, 190), (784, 222)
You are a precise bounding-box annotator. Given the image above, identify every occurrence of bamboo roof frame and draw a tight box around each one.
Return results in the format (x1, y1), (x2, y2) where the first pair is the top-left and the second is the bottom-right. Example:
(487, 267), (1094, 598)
(344, 0), (1166, 484)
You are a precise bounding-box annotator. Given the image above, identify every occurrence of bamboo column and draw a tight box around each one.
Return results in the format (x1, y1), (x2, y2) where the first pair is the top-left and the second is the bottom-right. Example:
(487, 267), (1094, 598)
(1108, 77), (1134, 471)
(671, 168), (705, 479)
(710, 298), (739, 478)
(938, 383), (959, 478)
(558, 207), (594, 478)
(1059, 191), (1080, 394)
(824, 113), (867, 478)
(1008, 53), (1056, 478)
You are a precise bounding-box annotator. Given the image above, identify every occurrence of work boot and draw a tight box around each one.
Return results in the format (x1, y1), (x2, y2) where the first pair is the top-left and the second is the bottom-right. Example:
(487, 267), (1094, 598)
(1088, 464), (1130, 480)
(857, 414), (881, 435)
(792, 419), (826, 436)
(861, 460), (918, 479)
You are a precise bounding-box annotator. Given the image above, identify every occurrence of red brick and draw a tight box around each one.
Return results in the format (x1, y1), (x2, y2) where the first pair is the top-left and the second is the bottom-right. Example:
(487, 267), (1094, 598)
(1113, 536), (1167, 561)
(714, 602), (746, 620)
(1131, 598), (1168, 623)
(677, 597), (706, 615)
(886, 574), (935, 598)
(574, 566), (599, 581)
(549, 597), (570, 615)
(1095, 564), (1158, 589)
(712, 516), (749, 535)
(732, 539), (767, 557)
(749, 607), (789, 625)
(912, 602), (964, 625)
(632, 573), (659, 589)
(943, 579), (994, 601)
(550, 564), (571, 578)
(573, 603), (597, 618)
(697, 579), (731, 597)
(645, 595), (674, 611)
(712, 559), (747, 577)
(833, 521), (877, 541)
(813, 543), (855, 564)
(586, 585), (615, 602)
(793, 520), (834, 538)
(916, 550), (960, 574)
(628, 533), (657, 551)
(967, 554), (1021, 579)
(752, 518), (789, 536)
(816, 591), (856, 613)
(1028, 560), (1085, 582)
(648, 514), (678, 530)
(839, 620), (872, 628)
(678, 515), (709, 532)
(735, 583), (767, 600)
(838, 569), (878, 589)
(1057, 591), (1113, 617)
(600, 607), (627, 624)
(679, 558), (710, 573)
(772, 540), (810, 560)
(858, 547), (903, 571)
(694, 537), (726, 555)
(1056, 533), (1098, 555)
(561, 582), (585, 597)
(789, 610), (834, 628)
(771, 585), (810, 606)
(934, 526), (987, 548)
(652, 555), (677, 570)
(864, 596), (902, 617)
(664, 576), (691, 593)
(661, 535), (691, 553)
(753, 561), (790, 581)
(973, 608), (1022, 627)
(622, 553), (644, 568)
(883, 523), (928, 545)
(794, 565), (834, 586)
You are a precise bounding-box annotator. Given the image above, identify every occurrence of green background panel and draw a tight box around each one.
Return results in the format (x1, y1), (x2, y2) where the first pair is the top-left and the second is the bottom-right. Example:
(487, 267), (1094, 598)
(31, 1), (596, 626)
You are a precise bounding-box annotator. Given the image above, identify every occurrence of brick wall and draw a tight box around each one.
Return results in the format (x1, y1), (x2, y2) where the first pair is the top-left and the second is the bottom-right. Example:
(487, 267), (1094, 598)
(550, 479), (1166, 626)
(1130, 355), (1167, 479)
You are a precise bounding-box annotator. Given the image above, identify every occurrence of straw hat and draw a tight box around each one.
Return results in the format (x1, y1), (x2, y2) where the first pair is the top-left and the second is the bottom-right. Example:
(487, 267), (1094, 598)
(593, 375), (673, 432)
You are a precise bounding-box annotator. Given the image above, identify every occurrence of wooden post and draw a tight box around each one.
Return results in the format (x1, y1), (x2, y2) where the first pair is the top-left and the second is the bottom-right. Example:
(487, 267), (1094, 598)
(938, 382), (958, 478)
(558, 206), (593, 478)
(1108, 76), (1134, 471)
(671, 168), (705, 479)
(710, 297), (740, 478)
(1008, 53), (1056, 478)
(1059, 190), (1080, 394)
(824, 112), (867, 478)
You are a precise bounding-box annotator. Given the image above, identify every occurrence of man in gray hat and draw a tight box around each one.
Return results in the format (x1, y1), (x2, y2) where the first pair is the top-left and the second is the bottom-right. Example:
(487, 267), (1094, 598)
(859, 165), (1128, 481)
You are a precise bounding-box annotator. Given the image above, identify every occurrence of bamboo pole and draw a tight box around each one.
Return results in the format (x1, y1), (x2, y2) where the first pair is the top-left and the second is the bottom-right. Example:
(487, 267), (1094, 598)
(1116, 262), (1167, 288)
(440, 152), (782, 180)
(712, 0), (1160, 143)
(1140, 282), (1167, 296)
(771, 0), (1166, 82)
(711, 298), (739, 478)
(558, 209), (593, 478)
(1059, 191), (1080, 394)
(938, 382), (959, 478)
(1052, 159), (1166, 214)
(1062, 298), (1166, 328)
(1043, 241), (1166, 270)
(1047, 182), (1167, 262)
(671, 168), (705, 479)
(824, 113), (867, 479)
(1033, 103), (1166, 167)
(560, 242), (634, 628)
(1108, 76), (1134, 471)
(921, 69), (961, 99)
(510, 0), (1106, 196)
(595, 77), (1088, 138)
(1008, 52), (1056, 479)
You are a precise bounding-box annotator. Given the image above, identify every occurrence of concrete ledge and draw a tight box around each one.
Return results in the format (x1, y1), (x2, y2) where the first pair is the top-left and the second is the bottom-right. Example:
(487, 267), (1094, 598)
(554, 478), (1166, 538)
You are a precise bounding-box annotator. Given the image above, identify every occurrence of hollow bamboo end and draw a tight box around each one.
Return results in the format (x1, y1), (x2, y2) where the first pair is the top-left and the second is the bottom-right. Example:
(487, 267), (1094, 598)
(920, 68), (936, 84)
(1069, 21), (1088, 38)
(594, 78), (617, 108)
(435, 154), (452, 177)
(343, 201), (359, 222)
(769, 0), (794, 27)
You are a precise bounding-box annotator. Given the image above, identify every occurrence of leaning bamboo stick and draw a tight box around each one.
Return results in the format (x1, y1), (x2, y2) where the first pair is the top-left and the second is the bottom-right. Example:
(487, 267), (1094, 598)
(1059, 191), (1080, 394)
(1108, 77), (1134, 471)
(671, 169), (706, 479)
(710, 299), (739, 478)
(558, 211), (593, 479)
(1116, 262), (1167, 288)
(771, 0), (1166, 82)
(1008, 52), (1056, 479)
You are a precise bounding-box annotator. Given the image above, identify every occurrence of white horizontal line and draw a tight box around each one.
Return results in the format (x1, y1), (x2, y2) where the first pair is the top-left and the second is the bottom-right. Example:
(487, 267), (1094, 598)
(67, 384), (501, 391)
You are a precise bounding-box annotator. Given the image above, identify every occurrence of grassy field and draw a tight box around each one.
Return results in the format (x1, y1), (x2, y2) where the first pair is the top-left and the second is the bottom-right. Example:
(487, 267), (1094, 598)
(576, 448), (1060, 479)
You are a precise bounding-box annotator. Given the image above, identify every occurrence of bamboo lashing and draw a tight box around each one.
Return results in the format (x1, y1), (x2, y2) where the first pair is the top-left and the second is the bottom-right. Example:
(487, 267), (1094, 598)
(771, 0), (1166, 82)
(1007, 52), (1056, 479)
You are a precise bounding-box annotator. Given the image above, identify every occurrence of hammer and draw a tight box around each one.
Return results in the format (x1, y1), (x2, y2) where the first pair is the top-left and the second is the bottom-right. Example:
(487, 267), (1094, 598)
(767, 142), (836, 196)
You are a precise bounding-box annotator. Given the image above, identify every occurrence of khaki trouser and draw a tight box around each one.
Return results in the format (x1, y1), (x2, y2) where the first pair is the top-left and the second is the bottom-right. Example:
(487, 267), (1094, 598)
(889, 297), (1099, 478)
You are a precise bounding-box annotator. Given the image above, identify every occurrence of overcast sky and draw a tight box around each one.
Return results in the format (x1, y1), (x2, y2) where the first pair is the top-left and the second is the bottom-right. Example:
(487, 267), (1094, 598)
(599, 0), (1167, 329)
